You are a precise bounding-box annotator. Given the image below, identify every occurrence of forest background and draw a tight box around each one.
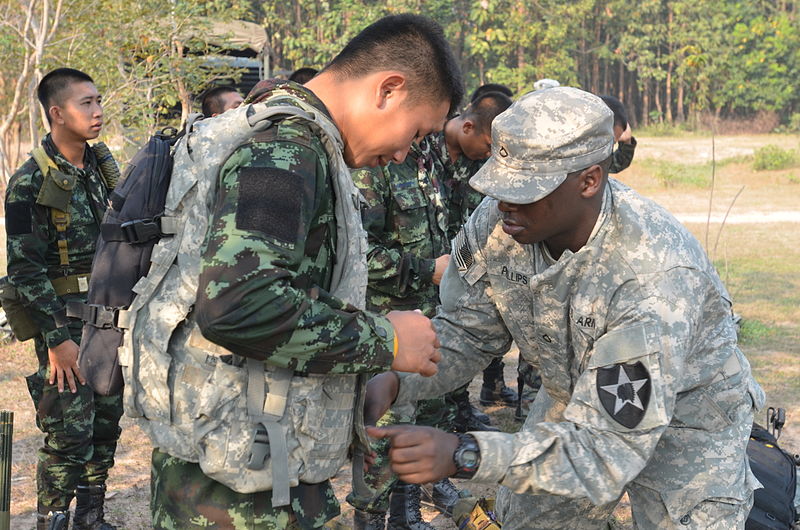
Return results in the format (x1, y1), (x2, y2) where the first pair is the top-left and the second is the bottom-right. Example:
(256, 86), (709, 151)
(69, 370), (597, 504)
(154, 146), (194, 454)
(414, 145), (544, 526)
(1, 0), (799, 180)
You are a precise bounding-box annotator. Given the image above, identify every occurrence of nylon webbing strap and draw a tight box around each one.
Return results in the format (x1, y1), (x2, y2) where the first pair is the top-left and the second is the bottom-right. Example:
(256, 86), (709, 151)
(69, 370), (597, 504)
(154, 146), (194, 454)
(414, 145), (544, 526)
(65, 301), (118, 329)
(245, 357), (292, 507)
(31, 147), (58, 176)
(350, 374), (376, 502)
(51, 210), (70, 267)
(51, 274), (90, 296)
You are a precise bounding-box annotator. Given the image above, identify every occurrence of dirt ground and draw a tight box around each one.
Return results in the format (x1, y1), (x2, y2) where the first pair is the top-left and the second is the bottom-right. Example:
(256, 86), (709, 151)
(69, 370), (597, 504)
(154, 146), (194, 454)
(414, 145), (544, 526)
(2, 133), (799, 529)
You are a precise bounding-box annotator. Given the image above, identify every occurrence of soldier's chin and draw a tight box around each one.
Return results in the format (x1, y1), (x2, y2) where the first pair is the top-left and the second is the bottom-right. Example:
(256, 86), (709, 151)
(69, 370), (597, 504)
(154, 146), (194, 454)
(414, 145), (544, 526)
(85, 128), (102, 140)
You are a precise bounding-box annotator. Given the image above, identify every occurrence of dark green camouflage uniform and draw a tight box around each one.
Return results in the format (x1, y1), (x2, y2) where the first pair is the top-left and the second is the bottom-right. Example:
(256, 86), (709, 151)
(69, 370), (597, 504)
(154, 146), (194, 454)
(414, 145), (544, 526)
(150, 80), (396, 529)
(4, 134), (123, 512)
(348, 137), (461, 514)
(608, 137), (637, 174)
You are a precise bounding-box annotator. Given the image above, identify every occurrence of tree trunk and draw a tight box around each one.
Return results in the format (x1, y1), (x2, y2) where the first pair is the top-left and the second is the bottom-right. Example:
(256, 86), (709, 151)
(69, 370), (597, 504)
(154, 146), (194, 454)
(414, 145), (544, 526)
(654, 78), (663, 123)
(642, 79), (651, 127)
(676, 75), (685, 122)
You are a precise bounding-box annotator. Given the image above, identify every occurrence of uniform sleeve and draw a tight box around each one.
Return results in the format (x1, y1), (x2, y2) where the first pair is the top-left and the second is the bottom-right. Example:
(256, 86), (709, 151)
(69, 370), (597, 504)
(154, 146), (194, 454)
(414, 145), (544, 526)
(195, 134), (395, 375)
(354, 166), (436, 297)
(4, 168), (71, 347)
(395, 211), (513, 405)
(469, 268), (710, 505)
(608, 137), (637, 174)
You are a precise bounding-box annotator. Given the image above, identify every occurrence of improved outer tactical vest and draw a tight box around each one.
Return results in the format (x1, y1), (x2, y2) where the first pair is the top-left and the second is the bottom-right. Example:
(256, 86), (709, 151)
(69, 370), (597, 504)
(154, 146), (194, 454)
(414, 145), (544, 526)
(117, 94), (369, 507)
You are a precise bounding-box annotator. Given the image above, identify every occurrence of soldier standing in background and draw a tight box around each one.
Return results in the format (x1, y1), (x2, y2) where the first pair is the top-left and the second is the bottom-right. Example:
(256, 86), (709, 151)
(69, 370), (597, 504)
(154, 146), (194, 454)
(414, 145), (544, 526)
(367, 87), (763, 529)
(4, 68), (122, 530)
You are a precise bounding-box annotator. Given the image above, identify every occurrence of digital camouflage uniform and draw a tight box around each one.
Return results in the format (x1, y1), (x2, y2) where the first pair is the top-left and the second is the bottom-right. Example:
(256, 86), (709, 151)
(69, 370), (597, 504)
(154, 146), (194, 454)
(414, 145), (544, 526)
(608, 137), (636, 174)
(4, 134), (123, 512)
(348, 140), (454, 514)
(395, 89), (764, 529)
(150, 80), (396, 529)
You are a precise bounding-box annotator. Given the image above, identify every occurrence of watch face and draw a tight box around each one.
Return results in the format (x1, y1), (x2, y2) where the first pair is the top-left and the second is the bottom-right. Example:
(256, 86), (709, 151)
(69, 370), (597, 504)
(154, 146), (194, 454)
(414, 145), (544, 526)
(460, 449), (479, 469)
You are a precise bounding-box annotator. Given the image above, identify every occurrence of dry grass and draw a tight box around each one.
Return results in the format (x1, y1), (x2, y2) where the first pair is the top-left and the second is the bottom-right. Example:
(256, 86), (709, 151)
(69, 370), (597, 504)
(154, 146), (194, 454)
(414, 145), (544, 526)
(1, 133), (799, 529)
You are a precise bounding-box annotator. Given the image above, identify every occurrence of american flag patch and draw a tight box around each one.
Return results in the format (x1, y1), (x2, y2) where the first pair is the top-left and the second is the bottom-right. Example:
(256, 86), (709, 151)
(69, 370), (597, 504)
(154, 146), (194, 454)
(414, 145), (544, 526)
(452, 229), (473, 272)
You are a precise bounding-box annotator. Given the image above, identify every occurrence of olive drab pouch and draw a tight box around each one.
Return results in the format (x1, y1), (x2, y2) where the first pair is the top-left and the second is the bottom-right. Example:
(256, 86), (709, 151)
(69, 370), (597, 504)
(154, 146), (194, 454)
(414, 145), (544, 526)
(0, 277), (40, 341)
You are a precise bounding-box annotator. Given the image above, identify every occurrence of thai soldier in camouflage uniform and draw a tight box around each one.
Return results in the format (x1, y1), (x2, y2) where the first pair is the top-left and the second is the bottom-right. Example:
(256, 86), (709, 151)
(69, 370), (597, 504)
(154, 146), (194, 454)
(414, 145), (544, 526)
(599, 95), (636, 174)
(4, 68), (123, 530)
(149, 14), (464, 530)
(367, 87), (764, 529)
(348, 143), (456, 529)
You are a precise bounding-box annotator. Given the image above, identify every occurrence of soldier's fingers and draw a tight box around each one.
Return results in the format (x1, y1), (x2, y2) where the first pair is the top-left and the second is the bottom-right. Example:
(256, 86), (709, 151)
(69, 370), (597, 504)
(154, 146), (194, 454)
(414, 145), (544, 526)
(48, 365), (55, 386)
(430, 348), (441, 364)
(65, 369), (77, 394)
(433, 336), (441, 349)
(72, 365), (86, 386)
(419, 361), (438, 377)
(56, 367), (65, 393)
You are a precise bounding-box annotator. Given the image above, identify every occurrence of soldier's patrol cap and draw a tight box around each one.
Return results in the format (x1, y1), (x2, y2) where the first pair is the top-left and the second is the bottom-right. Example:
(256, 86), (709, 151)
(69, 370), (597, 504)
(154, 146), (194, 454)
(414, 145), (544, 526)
(469, 86), (614, 204)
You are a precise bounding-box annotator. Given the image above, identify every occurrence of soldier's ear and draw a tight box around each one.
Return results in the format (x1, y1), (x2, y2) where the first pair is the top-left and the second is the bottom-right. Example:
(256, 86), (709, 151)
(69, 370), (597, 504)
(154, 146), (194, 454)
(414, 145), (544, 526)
(462, 119), (476, 136)
(579, 165), (604, 199)
(49, 105), (64, 125)
(375, 73), (408, 111)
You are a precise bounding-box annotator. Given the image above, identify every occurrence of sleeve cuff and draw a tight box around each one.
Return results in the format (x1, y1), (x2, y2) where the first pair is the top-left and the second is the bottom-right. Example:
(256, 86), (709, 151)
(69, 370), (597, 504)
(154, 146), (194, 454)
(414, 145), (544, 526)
(418, 258), (436, 284)
(366, 314), (396, 367)
(469, 431), (516, 484)
(44, 326), (72, 348)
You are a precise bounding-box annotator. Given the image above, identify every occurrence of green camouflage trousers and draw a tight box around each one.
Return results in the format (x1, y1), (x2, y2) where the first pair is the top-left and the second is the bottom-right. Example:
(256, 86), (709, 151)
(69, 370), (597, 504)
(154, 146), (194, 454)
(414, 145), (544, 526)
(151, 449), (340, 529)
(346, 384), (462, 513)
(26, 335), (123, 511)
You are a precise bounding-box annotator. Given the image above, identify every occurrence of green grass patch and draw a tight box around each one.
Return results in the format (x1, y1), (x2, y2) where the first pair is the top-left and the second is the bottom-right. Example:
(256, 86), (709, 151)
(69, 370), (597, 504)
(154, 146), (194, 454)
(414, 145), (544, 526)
(639, 156), (751, 188)
(752, 144), (798, 170)
(738, 319), (779, 345)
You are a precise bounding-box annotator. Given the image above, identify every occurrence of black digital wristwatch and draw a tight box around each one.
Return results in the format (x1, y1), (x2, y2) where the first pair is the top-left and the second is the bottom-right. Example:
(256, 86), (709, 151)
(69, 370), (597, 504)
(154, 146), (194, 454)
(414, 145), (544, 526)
(452, 433), (481, 479)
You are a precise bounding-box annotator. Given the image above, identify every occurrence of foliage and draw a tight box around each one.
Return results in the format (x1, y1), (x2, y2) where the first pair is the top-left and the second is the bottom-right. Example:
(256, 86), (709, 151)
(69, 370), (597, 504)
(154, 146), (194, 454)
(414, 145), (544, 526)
(2, 0), (800, 181)
(752, 145), (798, 171)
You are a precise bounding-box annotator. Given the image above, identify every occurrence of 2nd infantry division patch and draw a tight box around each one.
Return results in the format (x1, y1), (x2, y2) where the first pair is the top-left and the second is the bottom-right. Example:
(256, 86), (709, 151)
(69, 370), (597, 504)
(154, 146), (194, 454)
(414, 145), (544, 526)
(596, 362), (651, 428)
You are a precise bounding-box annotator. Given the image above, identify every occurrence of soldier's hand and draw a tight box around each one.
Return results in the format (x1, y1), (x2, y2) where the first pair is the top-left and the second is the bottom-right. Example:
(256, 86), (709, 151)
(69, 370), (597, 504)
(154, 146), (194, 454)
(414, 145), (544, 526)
(367, 425), (458, 484)
(47, 339), (85, 393)
(432, 254), (451, 286)
(386, 310), (441, 377)
(364, 372), (400, 425)
(619, 123), (633, 143)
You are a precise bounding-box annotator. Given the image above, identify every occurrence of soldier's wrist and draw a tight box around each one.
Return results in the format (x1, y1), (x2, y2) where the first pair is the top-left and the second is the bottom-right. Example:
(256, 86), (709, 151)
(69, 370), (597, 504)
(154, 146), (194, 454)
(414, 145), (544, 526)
(44, 326), (71, 348)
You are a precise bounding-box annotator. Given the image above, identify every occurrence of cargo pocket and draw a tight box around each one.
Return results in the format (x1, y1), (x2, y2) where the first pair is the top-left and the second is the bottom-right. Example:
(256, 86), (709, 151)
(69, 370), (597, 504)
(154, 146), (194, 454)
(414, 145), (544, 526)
(25, 372), (44, 431)
(297, 374), (356, 483)
(33, 376), (93, 438)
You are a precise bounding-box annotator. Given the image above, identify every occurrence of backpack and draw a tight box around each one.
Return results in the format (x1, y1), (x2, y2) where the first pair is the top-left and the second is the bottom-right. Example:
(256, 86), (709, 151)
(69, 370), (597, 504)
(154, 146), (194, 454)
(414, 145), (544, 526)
(70, 128), (180, 395)
(746, 408), (800, 529)
(80, 92), (370, 508)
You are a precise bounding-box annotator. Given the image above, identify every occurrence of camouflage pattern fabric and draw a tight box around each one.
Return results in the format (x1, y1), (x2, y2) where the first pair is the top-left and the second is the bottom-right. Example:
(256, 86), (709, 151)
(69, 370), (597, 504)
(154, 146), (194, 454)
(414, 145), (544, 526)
(422, 131), (486, 241)
(608, 137), (636, 174)
(151, 449), (339, 529)
(396, 179), (764, 528)
(6, 134), (123, 511)
(148, 80), (392, 527)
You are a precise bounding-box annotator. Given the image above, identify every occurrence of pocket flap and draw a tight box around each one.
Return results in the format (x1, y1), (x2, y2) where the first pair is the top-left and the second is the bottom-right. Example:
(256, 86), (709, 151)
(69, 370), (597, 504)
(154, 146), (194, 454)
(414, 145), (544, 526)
(588, 323), (660, 369)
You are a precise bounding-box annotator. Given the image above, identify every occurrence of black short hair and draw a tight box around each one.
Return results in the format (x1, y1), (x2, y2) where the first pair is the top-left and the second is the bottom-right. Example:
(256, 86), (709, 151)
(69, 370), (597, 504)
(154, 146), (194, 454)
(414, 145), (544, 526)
(323, 14), (463, 115)
(599, 95), (628, 131)
(289, 67), (318, 84)
(200, 86), (239, 117)
(463, 91), (513, 134)
(37, 68), (94, 124)
(470, 83), (513, 102)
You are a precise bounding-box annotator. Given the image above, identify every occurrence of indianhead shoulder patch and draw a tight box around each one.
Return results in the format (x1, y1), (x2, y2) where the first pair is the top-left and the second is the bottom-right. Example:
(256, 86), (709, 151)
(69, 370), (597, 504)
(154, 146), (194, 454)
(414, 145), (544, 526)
(596, 361), (651, 429)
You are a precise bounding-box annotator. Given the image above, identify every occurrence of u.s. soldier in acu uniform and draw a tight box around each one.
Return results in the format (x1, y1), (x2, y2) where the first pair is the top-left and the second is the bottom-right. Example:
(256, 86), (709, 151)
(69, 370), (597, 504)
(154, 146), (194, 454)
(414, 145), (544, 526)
(5, 68), (123, 530)
(367, 87), (764, 529)
(149, 14), (463, 530)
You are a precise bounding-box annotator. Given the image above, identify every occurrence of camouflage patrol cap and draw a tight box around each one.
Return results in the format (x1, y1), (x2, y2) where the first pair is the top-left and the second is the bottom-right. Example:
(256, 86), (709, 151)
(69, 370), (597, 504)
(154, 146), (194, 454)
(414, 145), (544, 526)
(469, 86), (614, 204)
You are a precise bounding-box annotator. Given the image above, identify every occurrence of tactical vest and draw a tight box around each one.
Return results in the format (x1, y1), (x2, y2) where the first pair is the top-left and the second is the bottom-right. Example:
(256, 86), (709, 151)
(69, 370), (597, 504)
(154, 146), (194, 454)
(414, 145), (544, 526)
(117, 94), (370, 507)
(0, 143), (119, 341)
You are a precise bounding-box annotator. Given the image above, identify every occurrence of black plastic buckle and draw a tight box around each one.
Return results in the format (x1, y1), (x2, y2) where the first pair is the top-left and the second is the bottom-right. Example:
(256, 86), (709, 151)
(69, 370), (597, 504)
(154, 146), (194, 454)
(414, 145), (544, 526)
(120, 218), (161, 244)
(89, 304), (118, 329)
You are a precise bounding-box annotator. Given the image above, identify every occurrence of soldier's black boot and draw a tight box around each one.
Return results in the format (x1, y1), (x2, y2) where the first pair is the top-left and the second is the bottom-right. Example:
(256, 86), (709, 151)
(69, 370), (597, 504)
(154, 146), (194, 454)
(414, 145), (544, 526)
(387, 482), (434, 529)
(354, 509), (387, 529)
(421, 478), (470, 517)
(73, 484), (117, 530)
(450, 390), (498, 433)
(36, 510), (70, 530)
(480, 358), (517, 406)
